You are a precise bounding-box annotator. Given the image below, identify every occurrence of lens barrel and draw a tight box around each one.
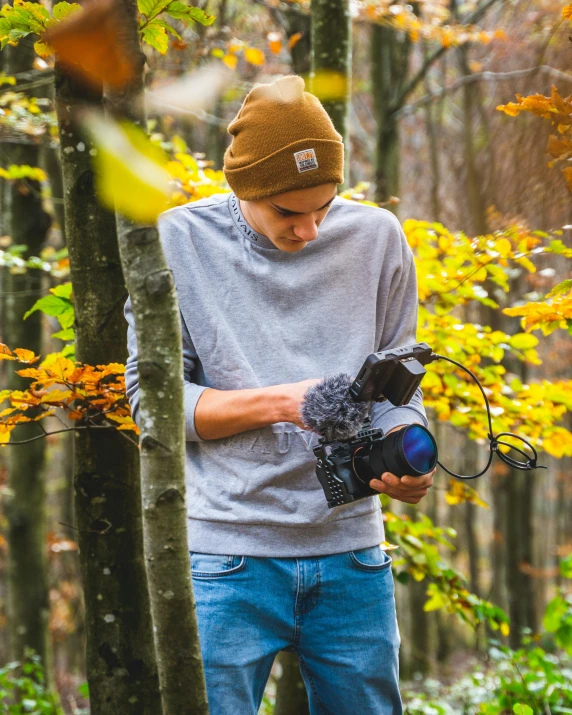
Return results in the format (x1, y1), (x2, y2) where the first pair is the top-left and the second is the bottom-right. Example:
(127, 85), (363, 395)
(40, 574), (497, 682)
(368, 424), (438, 478)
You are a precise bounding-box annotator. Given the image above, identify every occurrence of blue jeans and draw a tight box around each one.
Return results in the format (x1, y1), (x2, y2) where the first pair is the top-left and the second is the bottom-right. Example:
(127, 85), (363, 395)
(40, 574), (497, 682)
(190, 546), (402, 714)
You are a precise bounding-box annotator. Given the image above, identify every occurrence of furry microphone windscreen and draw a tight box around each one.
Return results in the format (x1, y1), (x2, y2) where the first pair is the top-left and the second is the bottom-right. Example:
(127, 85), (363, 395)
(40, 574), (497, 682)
(300, 373), (371, 442)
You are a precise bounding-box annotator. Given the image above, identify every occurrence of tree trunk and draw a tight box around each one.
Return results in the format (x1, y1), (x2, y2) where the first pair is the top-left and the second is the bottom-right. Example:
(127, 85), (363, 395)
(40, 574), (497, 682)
(310, 0), (351, 182)
(370, 23), (411, 204)
(458, 44), (488, 235)
(274, 651), (310, 715)
(53, 64), (161, 714)
(106, 2), (208, 713)
(2, 31), (53, 687)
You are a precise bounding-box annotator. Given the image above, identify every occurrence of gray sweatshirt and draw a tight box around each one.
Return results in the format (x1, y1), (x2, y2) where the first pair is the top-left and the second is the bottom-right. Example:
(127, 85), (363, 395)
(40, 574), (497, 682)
(124, 191), (428, 557)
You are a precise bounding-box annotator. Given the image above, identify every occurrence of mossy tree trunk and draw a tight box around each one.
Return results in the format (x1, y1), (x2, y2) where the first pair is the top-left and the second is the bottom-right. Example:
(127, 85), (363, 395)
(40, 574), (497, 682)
(310, 0), (351, 183)
(370, 23), (411, 204)
(106, 2), (208, 712)
(53, 65), (161, 714)
(2, 28), (53, 686)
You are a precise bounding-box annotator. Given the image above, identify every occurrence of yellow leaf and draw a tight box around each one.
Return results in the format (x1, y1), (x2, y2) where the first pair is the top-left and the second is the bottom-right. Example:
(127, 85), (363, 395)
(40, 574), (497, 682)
(34, 40), (53, 58)
(500, 621), (510, 637)
(496, 102), (522, 117)
(84, 114), (171, 224)
(509, 333), (539, 350)
(562, 3), (572, 20)
(495, 237), (512, 256)
(308, 70), (348, 102)
(222, 54), (237, 70)
(244, 47), (265, 66)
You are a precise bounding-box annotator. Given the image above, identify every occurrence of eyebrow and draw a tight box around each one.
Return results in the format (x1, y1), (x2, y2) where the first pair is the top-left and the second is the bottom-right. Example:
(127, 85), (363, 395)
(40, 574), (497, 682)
(270, 194), (337, 215)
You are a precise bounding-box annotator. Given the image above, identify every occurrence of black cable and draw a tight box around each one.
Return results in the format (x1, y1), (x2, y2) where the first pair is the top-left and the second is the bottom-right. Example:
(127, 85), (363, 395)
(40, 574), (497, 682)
(429, 353), (547, 480)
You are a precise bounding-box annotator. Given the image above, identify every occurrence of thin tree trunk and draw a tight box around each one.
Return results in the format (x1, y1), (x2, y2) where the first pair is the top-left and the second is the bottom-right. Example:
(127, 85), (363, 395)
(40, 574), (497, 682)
(53, 64), (161, 714)
(458, 44), (488, 235)
(370, 23), (411, 204)
(2, 30), (53, 688)
(106, 2), (208, 712)
(310, 0), (351, 182)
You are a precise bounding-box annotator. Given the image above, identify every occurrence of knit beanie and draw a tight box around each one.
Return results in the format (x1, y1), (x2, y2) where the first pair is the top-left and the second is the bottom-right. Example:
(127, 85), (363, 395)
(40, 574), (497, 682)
(223, 75), (344, 201)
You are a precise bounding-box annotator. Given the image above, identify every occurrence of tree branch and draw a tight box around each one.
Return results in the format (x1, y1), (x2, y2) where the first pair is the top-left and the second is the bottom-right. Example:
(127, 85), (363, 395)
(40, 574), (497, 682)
(394, 0), (502, 109)
(395, 65), (572, 119)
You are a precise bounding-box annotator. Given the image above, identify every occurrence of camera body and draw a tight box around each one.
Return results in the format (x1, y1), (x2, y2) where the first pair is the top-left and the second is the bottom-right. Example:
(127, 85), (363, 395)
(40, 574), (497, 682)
(314, 424), (384, 508)
(311, 343), (439, 509)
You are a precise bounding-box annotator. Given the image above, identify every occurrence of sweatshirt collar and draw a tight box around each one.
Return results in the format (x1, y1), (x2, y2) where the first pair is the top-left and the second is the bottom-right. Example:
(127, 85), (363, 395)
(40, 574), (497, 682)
(228, 193), (278, 250)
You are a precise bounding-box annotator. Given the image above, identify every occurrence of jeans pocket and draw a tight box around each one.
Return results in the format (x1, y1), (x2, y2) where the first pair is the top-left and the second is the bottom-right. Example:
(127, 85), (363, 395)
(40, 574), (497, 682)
(349, 545), (392, 572)
(190, 552), (248, 579)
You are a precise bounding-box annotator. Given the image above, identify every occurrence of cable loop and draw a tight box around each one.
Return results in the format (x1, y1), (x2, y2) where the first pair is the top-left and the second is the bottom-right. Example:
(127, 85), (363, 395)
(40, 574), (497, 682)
(431, 354), (547, 480)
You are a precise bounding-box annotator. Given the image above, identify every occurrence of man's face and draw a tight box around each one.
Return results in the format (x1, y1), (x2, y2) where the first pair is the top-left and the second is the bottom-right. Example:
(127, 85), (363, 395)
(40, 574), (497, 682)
(239, 183), (338, 253)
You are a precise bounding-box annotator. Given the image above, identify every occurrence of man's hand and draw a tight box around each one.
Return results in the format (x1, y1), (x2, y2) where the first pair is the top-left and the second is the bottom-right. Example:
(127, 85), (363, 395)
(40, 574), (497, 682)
(368, 424), (435, 505)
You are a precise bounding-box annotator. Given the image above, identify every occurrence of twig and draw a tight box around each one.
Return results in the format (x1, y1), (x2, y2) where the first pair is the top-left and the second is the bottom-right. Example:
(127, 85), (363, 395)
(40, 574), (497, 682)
(396, 65), (572, 119)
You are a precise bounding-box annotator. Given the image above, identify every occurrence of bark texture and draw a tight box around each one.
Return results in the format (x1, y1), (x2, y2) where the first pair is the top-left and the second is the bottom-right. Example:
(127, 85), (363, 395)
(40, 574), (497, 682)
(53, 66), (161, 714)
(106, 2), (208, 712)
(2, 31), (52, 682)
(370, 23), (411, 203)
(310, 0), (351, 182)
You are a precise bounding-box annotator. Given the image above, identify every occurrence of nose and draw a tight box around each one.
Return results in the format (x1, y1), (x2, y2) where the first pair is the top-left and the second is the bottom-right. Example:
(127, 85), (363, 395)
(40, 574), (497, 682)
(293, 215), (319, 242)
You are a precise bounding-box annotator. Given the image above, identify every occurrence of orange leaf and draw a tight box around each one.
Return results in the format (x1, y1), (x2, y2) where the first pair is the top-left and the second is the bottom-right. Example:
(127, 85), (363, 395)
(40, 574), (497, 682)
(267, 31), (282, 55)
(0, 344), (16, 361)
(288, 32), (303, 49)
(44, 0), (135, 89)
(13, 348), (40, 364)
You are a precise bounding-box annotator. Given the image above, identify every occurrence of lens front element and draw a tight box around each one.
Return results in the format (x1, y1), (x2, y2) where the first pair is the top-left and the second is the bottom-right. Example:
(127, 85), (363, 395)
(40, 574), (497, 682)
(402, 425), (437, 475)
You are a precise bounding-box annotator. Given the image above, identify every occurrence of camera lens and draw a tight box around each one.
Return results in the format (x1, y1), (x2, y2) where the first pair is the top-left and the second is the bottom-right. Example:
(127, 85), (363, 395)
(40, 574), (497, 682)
(402, 425), (436, 474)
(367, 424), (438, 479)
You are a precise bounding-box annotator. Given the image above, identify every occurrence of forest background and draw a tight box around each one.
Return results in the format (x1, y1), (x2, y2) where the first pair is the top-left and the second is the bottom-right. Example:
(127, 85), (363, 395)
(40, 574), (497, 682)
(0, 0), (571, 713)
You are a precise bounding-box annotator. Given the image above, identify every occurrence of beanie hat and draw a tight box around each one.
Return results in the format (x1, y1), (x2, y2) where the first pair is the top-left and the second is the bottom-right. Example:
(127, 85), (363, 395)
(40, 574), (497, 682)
(223, 75), (344, 201)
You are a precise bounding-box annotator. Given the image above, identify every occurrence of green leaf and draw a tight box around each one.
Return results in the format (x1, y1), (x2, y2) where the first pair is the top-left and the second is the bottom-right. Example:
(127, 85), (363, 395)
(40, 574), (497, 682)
(57, 307), (75, 330)
(513, 705), (533, 715)
(165, 1), (215, 25)
(51, 327), (75, 342)
(139, 0), (172, 19)
(152, 18), (181, 39)
(23, 294), (72, 320)
(561, 553), (572, 579)
(52, 2), (82, 20)
(548, 278), (572, 298)
(138, 0), (156, 15)
(141, 22), (169, 53)
(543, 595), (568, 632)
(50, 282), (73, 300)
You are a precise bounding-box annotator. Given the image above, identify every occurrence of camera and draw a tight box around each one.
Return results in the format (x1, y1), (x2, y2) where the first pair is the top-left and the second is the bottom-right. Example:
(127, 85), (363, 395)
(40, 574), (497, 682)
(313, 422), (438, 508)
(305, 341), (543, 508)
(309, 343), (439, 508)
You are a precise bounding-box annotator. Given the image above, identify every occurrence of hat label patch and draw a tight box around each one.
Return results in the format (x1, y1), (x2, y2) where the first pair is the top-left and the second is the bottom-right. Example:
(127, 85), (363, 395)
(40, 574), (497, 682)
(294, 148), (319, 173)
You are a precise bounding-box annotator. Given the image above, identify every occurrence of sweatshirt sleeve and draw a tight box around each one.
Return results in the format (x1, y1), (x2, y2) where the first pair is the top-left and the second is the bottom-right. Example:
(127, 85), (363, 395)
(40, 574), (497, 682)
(124, 295), (208, 442)
(368, 217), (428, 435)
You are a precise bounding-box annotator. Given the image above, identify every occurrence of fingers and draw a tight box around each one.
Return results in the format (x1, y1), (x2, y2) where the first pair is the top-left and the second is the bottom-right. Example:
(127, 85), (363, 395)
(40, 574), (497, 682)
(369, 479), (428, 504)
(369, 469), (436, 504)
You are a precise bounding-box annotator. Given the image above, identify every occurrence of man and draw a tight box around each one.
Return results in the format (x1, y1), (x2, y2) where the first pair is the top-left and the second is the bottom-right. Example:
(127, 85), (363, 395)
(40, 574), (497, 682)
(125, 75), (435, 714)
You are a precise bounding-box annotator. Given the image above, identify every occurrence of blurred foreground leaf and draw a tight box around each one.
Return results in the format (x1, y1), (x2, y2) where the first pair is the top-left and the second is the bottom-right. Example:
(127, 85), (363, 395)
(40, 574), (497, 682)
(84, 115), (172, 223)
